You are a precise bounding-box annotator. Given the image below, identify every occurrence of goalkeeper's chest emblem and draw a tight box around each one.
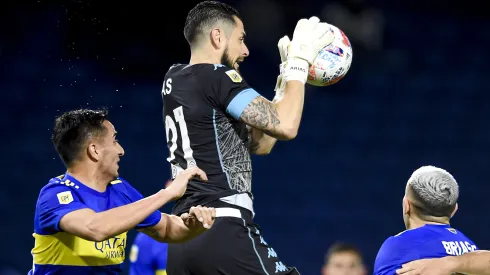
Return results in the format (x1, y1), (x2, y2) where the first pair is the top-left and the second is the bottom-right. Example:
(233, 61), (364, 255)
(225, 70), (242, 83)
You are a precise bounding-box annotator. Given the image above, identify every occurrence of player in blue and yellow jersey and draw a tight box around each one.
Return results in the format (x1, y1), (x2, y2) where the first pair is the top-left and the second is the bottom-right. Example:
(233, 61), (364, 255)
(374, 166), (478, 275)
(29, 108), (216, 275)
(129, 232), (168, 275)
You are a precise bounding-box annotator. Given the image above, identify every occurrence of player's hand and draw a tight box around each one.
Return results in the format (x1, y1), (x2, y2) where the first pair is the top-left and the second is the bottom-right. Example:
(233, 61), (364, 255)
(278, 35), (290, 62)
(396, 257), (456, 275)
(180, 205), (216, 233)
(289, 16), (334, 65)
(165, 167), (208, 200)
(282, 17), (334, 84)
(273, 36), (290, 103)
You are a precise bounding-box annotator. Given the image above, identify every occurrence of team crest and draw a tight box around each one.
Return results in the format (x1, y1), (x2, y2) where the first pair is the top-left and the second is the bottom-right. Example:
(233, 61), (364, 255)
(57, 191), (73, 205)
(225, 70), (242, 83)
(446, 228), (457, 234)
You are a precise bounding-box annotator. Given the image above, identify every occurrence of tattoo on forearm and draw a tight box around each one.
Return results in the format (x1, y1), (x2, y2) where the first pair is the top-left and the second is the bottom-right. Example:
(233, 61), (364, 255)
(241, 97), (281, 137)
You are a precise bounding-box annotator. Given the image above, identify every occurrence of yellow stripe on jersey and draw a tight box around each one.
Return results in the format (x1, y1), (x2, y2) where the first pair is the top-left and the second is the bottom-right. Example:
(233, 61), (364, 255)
(110, 179), (122, 185)
(32, 232), (127, 266)
(156, 270), (167, 275)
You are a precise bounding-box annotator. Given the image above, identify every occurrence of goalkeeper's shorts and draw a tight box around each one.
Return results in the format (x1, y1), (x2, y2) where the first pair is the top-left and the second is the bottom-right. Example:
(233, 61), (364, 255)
(167, 206), (300, 275)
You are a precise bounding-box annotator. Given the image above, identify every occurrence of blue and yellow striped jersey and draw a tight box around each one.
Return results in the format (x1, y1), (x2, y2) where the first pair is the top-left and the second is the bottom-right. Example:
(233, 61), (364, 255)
(129, 232), (168, 275)
(374, 224), (478, 275)
(28, 173), (162, 275)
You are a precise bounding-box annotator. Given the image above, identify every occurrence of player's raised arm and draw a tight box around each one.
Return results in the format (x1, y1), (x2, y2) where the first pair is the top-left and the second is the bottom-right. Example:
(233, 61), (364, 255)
(397, 251), (490, 275)
(239, 17), (334, 141)
(58, 167), (207, 242)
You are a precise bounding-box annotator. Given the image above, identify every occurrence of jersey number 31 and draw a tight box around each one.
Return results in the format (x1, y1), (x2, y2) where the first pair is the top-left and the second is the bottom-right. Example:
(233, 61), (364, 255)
(165, 106), (196, 168)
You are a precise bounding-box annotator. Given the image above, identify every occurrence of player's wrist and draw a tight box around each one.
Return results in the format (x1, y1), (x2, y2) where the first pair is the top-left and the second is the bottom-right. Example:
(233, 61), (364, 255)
(283, 58), (309, 84)
(443, 256), (461, 273)
(157, 189), (175, 203)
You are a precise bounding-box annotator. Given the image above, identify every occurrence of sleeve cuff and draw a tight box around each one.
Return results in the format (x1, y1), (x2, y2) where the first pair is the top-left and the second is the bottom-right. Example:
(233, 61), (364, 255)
(226, 88), (260, 119)
(135, 211), (162, 229)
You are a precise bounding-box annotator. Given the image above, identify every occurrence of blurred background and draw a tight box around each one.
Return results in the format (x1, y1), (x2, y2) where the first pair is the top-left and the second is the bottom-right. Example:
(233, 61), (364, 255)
(1, 0), (489, 274)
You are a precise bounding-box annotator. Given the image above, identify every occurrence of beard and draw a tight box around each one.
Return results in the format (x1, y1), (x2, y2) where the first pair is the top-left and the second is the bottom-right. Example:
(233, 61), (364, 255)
(220, 47), (239, 72)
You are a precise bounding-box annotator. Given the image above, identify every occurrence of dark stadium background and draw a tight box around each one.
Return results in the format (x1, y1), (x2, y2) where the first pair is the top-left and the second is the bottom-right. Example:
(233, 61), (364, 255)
(1, 0), (489, 274)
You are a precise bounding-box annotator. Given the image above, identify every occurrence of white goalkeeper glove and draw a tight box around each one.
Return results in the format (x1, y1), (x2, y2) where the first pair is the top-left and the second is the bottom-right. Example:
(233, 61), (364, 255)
(283, 16), (335, 84)
(273, 36), (290, 103)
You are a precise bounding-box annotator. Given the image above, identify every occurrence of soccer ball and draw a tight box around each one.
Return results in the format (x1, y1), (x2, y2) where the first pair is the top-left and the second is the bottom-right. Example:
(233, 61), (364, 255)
(307, 24), (353, 87)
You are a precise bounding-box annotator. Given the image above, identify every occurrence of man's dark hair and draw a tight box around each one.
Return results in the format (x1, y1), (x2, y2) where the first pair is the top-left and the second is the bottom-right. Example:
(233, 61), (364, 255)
(51, 108), (109, 167)
(325, 242), (363, 264)
(184, 1), (241, 47)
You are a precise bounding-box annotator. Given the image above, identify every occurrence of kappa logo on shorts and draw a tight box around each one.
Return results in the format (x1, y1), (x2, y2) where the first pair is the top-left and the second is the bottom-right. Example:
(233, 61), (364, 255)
(225, 70), (242, 83)
(275, 261), (287, 273)
(57, 191), (74, 205)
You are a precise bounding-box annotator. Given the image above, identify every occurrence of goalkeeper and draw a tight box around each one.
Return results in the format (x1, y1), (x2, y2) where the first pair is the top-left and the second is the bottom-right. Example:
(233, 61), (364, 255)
(162, 1), (335, 275)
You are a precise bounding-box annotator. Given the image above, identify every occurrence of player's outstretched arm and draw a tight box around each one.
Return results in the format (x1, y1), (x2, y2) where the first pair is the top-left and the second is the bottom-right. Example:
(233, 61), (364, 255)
(240, 17), (334, 141)
(396, 251), (490, 275)
(139, 205), (216, 243)
(58, 167), (207, 242)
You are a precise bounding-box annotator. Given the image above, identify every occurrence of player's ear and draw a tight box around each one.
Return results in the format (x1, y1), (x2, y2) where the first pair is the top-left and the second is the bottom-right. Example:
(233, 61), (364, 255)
(87, 142), (100, 161)
(210, 28), (221, 49)
(402, 196), (411, 215)
(450, 203), (458, 218)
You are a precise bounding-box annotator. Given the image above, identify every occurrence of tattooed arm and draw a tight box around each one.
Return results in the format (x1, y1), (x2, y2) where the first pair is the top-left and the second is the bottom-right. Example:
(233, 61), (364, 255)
(246, 92), (285, 154)
(240, 81), (305, 141)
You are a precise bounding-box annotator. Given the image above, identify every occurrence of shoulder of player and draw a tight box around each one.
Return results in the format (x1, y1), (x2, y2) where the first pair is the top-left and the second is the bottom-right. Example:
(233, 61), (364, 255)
(38, 175), (81, 200)
(393, 226), (428, 238)
(376, 234), (420, 262)
(42, 175), (78, 190)
(188, 63), (241, 79)
(379, 228), (431, 252)
(213, 66), (245, 83)
(108, 176), (136, 192)
(108, 177), (132, 188)
(166, 63), (186, 73)
(380, 233), (414, 251)
(168, 63), (232, 74)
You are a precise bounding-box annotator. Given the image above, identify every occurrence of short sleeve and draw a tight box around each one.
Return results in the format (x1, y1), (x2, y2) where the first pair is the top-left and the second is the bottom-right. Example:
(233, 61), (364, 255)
(215, 67), (260, 119)
(36, 184), (88, 234)
(118, 178), (162, 228)
(374, 236), (420, 275)
(153, 242), (168, 271)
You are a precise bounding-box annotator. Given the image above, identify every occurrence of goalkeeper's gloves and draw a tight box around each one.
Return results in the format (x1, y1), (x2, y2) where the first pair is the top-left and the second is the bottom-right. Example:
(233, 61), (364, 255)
(273, 36), (290, 103)
(282, 16), (335, 85)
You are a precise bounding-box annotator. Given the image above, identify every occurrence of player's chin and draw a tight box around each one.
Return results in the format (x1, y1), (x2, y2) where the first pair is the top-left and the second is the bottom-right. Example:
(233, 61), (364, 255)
(112, 165), (120, 177)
